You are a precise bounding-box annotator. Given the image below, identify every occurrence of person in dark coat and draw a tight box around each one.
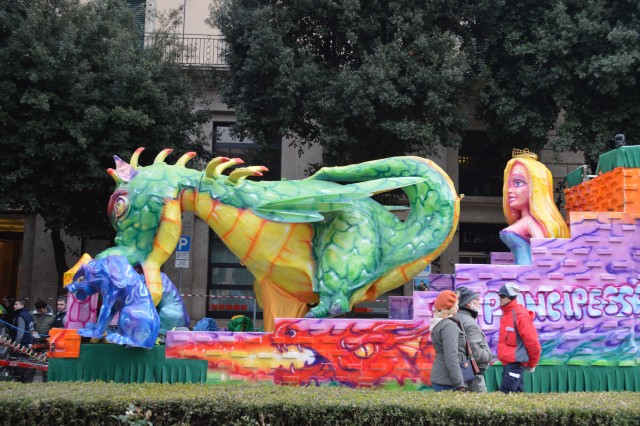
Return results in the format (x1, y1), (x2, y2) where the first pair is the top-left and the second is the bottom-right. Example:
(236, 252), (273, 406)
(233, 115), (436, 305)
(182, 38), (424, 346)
(455, 286), (492, 392)
(11, 299), (35, 383)
(52, 297), (67, 329)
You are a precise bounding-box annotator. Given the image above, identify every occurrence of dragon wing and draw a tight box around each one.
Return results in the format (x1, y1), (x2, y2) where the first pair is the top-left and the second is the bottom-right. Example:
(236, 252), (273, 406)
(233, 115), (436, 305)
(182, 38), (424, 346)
(254, 177), (424, 223)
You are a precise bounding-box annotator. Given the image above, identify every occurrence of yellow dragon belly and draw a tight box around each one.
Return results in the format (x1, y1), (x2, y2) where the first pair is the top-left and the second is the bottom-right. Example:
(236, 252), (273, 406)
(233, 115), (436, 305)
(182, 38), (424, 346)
(196, 196), (317, 303)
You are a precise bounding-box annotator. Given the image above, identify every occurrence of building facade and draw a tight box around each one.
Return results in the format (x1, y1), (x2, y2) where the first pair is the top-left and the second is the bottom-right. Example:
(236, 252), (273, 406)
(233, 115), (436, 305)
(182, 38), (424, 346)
(3, 0), (585, 329)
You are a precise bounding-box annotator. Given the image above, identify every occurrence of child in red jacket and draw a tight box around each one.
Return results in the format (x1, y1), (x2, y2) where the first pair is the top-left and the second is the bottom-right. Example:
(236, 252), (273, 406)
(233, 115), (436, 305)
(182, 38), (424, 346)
(497, 283), (541, 393)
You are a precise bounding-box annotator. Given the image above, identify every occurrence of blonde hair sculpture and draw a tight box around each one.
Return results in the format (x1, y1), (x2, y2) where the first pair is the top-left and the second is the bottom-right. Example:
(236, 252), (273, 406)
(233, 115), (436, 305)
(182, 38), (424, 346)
(502, 151), (569, 239)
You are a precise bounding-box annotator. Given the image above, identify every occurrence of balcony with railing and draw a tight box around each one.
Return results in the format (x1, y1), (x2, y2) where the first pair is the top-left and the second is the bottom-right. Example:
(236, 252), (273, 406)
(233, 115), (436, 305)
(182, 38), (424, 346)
(145, 33), (228, 68)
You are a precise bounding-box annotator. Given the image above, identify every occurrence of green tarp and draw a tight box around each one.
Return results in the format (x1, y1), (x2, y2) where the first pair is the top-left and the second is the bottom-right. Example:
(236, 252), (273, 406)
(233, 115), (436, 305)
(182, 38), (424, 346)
(563, 146), (640, 188)
(596, 146), (640, 174)
(563, 165), (587, 188)
(485, 365), (640, 392)
(48, 344), (207, 383)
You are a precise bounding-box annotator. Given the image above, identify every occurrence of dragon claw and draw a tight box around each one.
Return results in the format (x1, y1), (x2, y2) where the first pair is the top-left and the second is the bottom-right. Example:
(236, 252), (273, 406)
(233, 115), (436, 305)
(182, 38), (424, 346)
(77, 327), (104, 339)
(307, 296), (350, 318)
(307, 303), (329, 318)
(106, 331), (136, 347)
(329, 297), (350, 317)
(329, 303), (343, 316)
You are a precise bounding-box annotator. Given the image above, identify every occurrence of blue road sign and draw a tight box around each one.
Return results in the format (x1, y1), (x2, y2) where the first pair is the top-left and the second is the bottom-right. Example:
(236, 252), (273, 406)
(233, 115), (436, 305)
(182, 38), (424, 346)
(177, 236), (191, 252)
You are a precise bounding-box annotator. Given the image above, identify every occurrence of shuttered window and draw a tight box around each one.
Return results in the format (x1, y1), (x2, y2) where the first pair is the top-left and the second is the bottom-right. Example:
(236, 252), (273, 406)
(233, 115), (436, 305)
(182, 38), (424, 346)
(126, 0), (146, 47)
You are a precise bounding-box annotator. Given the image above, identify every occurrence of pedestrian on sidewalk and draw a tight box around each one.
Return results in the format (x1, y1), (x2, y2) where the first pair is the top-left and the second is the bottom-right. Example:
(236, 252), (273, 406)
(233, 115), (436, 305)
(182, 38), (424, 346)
(52, 297), (67, 329)
(11, 299), (35, 383)
(32, 299), (55, 337)
(455, 286), (492, 392)
(497, 283), (541, 393)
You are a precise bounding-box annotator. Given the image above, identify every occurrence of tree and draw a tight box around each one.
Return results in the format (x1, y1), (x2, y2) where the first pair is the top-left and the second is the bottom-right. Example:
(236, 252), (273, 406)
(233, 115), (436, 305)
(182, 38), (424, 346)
(209, 0), (479, 165)
(477, 0), (640, 164)
(0, 0), (210, 287)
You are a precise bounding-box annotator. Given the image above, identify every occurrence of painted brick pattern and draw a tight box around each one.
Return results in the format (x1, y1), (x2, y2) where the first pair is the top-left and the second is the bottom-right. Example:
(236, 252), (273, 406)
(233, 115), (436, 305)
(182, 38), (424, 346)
(564, 167), (640, 216)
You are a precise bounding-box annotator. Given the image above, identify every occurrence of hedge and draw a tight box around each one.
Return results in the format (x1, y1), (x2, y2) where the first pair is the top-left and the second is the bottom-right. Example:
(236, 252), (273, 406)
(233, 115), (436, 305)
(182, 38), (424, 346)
(1, 382), (639, 425)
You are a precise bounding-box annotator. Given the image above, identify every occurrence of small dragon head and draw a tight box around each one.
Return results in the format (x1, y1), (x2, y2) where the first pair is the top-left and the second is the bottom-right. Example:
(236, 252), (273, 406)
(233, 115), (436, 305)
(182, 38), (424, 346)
(67, 256), (136, 301)
(66, 264), (102, 302)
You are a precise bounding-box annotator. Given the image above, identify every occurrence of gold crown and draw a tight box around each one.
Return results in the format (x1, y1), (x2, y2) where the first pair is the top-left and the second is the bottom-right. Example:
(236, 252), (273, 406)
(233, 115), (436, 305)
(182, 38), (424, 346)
(512, 148), (538, 160)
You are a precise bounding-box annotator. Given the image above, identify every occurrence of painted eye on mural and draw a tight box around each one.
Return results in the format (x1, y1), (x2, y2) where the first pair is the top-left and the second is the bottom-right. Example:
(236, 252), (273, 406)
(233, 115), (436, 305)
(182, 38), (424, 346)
(353, 343), (377, 359)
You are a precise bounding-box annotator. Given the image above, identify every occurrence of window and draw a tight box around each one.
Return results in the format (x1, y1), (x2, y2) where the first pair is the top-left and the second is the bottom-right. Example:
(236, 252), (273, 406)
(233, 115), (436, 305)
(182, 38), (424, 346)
(459, 252), (490, 265)
(212, 124), (281, 180)
(0, 214), (23, 299)
(127, 0), (146, 48)
(459, 223), (507, 253)
(458, 131), (515, 197)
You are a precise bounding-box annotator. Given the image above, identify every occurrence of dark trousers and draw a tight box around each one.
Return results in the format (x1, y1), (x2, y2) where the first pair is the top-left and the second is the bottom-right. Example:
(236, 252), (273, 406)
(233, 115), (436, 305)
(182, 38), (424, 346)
(12, 353), (35, 383)
(500, 362), (524, 393)
(432, 383), (457, 392)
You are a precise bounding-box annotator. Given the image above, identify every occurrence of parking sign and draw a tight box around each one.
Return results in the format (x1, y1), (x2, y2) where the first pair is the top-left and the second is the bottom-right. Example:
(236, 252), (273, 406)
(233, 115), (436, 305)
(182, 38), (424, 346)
(177, 236), (191, 252)
(175, 236), (190, 268)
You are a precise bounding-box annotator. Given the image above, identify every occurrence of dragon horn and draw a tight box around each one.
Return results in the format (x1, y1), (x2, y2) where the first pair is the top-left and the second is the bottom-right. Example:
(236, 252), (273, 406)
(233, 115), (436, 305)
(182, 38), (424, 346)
(227, 166), (269, 184)
(176, 152), (197, 167)
(205, 157), (230, 178)
(130, 147), (145, 169)
(107, 168), (122, 184)
(153, 148), (173, 164)
(214, 158), (245, 177)
(114, 155), (138, 182)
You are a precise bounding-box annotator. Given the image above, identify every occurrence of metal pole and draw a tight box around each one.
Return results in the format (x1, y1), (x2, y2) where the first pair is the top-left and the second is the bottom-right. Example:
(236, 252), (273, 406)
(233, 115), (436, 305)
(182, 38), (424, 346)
(182, 0), (186, 39)
(253, 298), (257, 328)
(178, 269), (182, 292)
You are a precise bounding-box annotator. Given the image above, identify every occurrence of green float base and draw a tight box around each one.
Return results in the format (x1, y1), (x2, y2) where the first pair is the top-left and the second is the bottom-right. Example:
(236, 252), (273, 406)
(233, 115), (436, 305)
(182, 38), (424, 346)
(49, 344), (640, 390)
(48, 344), (207, 384)
(485, 365), (640, 392)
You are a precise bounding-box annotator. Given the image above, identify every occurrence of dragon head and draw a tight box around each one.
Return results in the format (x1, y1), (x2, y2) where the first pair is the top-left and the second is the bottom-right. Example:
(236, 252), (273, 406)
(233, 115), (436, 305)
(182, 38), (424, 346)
(94, 147), (267, 306)
(95, 148), (199, 305)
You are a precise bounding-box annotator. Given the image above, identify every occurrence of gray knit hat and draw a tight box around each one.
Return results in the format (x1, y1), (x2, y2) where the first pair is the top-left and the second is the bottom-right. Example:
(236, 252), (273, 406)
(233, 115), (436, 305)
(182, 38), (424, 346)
(457, 286), (479, 308)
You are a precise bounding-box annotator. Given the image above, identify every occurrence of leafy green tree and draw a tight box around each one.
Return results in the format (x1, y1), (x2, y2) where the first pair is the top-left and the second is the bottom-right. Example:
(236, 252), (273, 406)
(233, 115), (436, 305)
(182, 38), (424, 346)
(0, 0), (209, 286)
(209, 0), (478, 165)
(477, 0), (640, 164)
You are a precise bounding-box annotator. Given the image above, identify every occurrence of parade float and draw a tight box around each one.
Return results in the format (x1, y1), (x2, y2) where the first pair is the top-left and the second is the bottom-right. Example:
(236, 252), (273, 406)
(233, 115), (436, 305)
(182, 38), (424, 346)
(46, 146), (640, 392)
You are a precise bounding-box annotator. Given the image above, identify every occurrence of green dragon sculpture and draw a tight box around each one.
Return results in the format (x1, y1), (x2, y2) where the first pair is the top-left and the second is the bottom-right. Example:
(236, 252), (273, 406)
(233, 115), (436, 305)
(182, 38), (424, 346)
(96, 148), (460, 331)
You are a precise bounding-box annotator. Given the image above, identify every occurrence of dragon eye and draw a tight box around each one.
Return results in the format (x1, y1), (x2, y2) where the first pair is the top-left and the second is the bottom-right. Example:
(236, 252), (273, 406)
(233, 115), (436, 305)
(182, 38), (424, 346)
(114, 196), (129, 218)
(108, 191), (130, 225)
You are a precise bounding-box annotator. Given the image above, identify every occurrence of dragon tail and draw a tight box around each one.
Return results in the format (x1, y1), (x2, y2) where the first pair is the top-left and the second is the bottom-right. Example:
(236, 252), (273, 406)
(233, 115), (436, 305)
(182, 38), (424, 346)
(309, 156), (460, 299)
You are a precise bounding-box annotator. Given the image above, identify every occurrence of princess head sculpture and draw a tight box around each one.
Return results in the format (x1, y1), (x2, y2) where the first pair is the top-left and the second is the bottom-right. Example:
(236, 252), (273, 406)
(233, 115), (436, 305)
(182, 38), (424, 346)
(501, 149), (569, 264)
